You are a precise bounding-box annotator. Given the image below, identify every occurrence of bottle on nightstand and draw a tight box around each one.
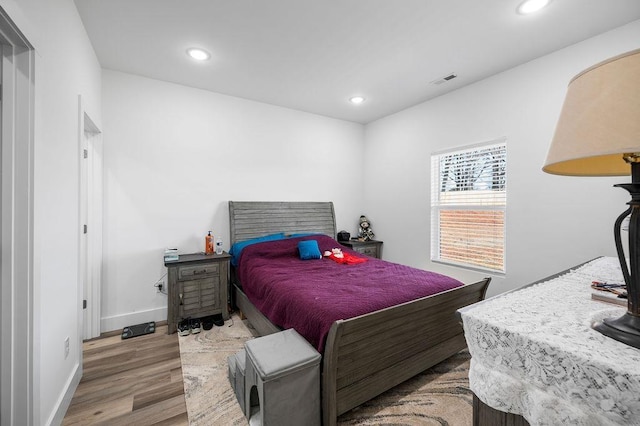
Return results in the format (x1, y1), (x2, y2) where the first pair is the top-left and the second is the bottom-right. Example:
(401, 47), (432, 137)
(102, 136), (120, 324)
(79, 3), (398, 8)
(205, 231), (214, 254)
(216, 236), (223, 255)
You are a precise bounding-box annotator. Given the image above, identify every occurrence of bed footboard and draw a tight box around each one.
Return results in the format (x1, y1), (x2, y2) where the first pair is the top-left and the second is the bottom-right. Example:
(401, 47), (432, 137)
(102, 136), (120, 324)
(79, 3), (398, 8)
(233, 278), (490, 426)
(321, 277), (490, 426)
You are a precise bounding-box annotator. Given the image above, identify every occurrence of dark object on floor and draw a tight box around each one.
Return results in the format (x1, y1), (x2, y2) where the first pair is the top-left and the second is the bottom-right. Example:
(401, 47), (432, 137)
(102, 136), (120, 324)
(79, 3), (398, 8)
(202, 316), (215, 330)
(178, 319), (191, 336)
(213, 314), (225, 327)
(201, 314), (225, 331)
(190, 318), (201, 334)
(122, 321), (156, 339)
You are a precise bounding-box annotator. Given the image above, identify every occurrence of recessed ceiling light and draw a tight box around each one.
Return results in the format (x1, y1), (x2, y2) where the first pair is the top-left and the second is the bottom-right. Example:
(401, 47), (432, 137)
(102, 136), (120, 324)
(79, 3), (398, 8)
(186, 48), (210, 61)
(349, 96), (365, 104)
(517, 0), (550, 14)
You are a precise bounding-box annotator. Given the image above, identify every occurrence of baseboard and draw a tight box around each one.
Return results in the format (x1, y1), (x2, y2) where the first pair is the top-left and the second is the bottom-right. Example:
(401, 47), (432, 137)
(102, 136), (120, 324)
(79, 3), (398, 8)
(101, 307), (167, 333)
(47, 362), (81, 426)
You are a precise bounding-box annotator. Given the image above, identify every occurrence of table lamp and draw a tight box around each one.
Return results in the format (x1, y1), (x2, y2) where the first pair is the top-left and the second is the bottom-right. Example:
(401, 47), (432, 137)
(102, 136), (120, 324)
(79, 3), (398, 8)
(543, 48), (640, 349)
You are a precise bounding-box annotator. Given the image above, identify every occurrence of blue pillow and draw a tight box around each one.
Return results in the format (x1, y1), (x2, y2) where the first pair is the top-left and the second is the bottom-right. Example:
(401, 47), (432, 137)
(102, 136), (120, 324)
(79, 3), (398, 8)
(229, 233), (286, 266)
(298, 240), (322, 260)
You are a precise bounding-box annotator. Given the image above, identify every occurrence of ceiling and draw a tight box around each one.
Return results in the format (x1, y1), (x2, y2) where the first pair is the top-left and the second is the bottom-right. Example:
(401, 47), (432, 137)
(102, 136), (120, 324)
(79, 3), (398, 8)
(74, 0), (640, 124)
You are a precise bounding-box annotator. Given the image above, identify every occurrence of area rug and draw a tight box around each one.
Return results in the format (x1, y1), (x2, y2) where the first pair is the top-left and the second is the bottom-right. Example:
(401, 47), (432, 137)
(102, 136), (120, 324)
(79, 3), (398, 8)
(178, 313), (473, 425)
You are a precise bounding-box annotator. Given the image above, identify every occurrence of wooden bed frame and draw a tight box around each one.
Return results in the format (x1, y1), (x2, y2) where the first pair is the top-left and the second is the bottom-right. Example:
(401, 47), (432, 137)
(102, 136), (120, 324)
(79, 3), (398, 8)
(229, 201), (491, 426)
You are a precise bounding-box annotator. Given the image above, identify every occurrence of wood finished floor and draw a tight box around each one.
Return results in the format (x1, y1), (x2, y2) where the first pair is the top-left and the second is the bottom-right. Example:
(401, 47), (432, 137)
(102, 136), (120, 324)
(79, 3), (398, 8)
(63, 324), (189, 426)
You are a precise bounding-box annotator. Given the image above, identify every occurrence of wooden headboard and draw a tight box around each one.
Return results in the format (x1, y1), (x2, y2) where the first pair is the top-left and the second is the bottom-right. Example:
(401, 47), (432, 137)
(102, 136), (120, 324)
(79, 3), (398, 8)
(228, 201), (337, 245)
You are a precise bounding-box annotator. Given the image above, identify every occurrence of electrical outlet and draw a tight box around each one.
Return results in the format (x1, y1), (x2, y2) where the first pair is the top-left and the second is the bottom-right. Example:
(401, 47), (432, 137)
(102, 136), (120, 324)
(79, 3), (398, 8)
(64, 337), (70, 359)
(156, 281), (164, 293)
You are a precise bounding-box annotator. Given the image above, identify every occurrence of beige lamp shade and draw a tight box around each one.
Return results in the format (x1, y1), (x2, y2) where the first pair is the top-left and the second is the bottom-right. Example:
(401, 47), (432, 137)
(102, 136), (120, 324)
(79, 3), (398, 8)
(543, 48), (640, 176)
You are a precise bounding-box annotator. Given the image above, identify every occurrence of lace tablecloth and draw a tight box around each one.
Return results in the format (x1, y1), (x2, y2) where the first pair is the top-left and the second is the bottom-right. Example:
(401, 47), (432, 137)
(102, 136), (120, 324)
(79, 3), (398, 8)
(459, 257), (640, 425)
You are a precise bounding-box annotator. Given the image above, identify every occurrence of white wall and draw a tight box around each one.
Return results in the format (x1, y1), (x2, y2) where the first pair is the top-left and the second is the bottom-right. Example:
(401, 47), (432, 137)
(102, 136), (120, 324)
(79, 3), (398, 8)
(101, 70), (364, 331)
(1, 3), (632, 422)
(0, 0), (102, 424)
(363, 20), (640, 297)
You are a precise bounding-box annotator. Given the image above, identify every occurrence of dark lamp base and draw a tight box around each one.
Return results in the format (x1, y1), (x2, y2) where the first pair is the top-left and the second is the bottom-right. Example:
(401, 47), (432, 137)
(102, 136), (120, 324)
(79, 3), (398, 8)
(593, 313), (640, 349)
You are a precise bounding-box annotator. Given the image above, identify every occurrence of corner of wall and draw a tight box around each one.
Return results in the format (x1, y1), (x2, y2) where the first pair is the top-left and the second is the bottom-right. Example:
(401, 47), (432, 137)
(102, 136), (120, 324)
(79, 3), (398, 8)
(46, 362), (81, 426)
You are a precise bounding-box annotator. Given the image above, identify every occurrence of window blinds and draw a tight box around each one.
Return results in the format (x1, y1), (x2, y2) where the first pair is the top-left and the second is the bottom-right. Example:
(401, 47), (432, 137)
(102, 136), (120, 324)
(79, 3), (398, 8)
(431, 140), (507, 273)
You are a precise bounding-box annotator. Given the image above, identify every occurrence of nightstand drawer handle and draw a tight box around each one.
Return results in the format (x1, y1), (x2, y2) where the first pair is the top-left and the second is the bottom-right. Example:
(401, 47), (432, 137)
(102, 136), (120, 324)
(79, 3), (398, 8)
(193, 269), (207, 275)
(179, 293), (183, 305)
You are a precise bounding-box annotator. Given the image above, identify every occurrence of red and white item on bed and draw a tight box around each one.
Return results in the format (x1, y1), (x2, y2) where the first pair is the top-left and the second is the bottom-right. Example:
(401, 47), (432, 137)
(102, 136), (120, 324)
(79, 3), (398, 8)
(323, 247), (367, 265)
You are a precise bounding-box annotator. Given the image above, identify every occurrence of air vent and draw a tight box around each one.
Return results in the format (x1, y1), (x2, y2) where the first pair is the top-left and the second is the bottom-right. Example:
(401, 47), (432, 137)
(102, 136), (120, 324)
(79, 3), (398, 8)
(431, 73), (457, 85)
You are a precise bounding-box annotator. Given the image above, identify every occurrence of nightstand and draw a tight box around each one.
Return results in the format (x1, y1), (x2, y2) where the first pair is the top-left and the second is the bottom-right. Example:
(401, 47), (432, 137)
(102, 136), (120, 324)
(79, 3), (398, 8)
(165, 252), (230, 334)
(340, 239), (383, 259)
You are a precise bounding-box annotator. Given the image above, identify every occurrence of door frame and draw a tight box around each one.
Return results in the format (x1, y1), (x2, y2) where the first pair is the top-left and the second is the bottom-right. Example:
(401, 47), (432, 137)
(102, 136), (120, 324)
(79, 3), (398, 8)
(0, 6), (35, 426)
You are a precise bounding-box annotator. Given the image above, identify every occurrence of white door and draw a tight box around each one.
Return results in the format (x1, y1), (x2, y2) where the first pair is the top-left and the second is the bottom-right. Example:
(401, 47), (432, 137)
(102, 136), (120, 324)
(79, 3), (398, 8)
(79, 101), (102, 340)
(80, 122), (89, 339)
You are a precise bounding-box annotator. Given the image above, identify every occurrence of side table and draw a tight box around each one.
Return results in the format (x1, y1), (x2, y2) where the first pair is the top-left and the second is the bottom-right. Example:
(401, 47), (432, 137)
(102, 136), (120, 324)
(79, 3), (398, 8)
(165, 252), (230, 334)
(340, 239), (383, 259)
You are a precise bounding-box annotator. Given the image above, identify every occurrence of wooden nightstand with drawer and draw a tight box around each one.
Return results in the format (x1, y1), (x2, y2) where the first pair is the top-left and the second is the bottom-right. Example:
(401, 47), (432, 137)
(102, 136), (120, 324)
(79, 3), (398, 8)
(165, 252), (230, 334)
(340, 239), (383, 259)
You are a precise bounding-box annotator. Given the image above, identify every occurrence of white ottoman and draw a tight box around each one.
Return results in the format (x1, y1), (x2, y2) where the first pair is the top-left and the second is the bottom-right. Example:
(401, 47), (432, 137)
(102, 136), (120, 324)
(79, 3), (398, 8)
(244, 329), (321, 426)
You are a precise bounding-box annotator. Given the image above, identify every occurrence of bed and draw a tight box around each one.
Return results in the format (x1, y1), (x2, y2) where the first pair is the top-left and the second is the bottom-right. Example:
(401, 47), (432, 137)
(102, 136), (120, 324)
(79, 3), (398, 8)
(228, 201), (491, 426)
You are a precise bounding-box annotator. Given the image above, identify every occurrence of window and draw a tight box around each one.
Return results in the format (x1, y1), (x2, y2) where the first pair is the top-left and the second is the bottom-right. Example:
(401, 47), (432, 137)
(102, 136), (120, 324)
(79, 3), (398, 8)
(430, 139), (507, 273)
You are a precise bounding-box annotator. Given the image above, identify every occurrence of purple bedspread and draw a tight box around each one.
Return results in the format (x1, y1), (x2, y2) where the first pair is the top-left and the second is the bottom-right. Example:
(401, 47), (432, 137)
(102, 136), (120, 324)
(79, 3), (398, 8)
(237, 234), (463, 352)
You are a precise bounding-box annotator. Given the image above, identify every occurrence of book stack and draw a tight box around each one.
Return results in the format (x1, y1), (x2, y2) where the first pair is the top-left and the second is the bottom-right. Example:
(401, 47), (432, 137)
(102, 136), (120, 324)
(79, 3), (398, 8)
(591, 281), (627, 307)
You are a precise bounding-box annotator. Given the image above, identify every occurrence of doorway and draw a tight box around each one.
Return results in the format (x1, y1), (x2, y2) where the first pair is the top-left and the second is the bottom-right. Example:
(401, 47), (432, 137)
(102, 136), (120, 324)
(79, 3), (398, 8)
(78, 98), (103, 341)
(0, 7), (35, 426)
